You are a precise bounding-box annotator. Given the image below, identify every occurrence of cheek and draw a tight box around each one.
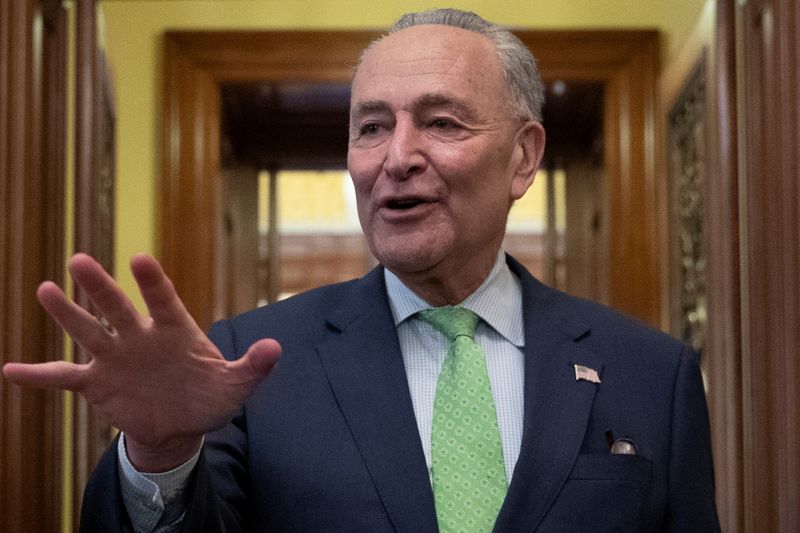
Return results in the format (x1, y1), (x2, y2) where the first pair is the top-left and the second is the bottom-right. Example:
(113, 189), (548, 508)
(347, 151), (377, 195)
(350, 178), (373, 229)
(454, 162), (516, 217)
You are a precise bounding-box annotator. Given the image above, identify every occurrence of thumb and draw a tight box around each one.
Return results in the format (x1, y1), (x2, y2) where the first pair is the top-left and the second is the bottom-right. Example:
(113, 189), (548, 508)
(236, 338), (282, 379)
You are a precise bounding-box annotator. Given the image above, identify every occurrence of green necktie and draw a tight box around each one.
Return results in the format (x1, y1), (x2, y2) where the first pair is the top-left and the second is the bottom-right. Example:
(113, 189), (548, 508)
(418, 306), (507, 533)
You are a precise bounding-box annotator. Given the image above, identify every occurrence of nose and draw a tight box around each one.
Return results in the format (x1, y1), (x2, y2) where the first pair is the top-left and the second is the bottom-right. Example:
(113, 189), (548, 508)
(384, 114), (427, 180)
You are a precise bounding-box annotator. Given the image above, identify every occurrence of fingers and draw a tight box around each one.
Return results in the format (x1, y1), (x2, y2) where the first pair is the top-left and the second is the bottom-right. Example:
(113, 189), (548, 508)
(130, 254), (195, 328)
(3, 361), (86, 392)
(72, 253), (194, 331)
(69, 253), (141, 334)
(37, 281), (112, 354)
(233, 338), (282, 380)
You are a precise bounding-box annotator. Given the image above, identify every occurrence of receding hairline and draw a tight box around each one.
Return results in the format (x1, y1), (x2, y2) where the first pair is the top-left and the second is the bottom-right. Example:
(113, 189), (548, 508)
(352, 9), (544, 122)
(353, 24), (506, 85)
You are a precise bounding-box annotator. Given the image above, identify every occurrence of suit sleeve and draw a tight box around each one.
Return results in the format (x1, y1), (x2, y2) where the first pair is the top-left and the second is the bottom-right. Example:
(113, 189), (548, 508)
(79, 435), (135, 533)
(664, 347), (721, 532)
(175, 319), (252, 532)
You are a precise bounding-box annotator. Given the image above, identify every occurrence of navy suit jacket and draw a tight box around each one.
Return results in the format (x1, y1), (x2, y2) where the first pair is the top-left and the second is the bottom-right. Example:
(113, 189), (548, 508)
(81, 256), (720, 532)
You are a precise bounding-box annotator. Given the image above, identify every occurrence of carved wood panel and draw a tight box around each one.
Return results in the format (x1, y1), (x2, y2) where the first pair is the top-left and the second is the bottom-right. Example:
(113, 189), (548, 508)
(668, 61), (707, 353)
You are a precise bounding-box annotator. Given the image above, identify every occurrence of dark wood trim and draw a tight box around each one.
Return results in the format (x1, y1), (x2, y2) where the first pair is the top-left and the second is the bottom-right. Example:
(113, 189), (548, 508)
(161, 34), (221, 325)
(705, 1), (744, 531)
(161, 29), (662, 330)
(41, 1), (67, 531)
(739, 0), (800, 530)
(0, 0), (66, 531)
(73, 0), (113, 527)
(73, 1), (98, 523)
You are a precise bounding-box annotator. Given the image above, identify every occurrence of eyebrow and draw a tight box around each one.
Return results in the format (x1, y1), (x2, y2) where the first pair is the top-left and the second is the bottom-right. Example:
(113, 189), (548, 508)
(350, 92), (481, 123)
(350, 100), (391, 120)
(416, 93), (481, 122)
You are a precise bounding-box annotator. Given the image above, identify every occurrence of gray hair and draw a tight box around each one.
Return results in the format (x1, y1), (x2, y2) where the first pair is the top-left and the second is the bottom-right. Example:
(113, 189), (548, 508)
(384, 8), (544, 122)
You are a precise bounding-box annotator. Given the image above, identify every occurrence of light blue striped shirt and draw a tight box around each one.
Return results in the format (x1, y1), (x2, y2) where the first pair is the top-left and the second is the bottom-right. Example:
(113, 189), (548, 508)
(385, 251), (525, 483)
(120, 251), (526, 531)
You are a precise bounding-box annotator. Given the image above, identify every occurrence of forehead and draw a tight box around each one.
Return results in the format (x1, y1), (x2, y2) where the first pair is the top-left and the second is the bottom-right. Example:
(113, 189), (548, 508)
(351, 25), (507, 110)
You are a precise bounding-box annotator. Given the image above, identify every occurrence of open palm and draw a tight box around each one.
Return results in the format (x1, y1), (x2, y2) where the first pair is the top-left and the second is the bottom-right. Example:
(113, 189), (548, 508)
(3, 253), (280, 471)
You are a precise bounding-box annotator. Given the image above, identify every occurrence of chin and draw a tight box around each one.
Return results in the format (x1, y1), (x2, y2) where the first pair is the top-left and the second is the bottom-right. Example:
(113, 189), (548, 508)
(372, 245), (442, 276)
(367, 226), (453, 274)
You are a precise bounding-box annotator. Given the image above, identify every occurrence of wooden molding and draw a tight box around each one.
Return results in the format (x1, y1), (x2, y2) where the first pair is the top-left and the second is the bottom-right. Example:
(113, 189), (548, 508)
(739, 0), (800, 530)
(72, 0), (116, 527)
(0, 0), (66, 531)
(705, 1), (745, 531)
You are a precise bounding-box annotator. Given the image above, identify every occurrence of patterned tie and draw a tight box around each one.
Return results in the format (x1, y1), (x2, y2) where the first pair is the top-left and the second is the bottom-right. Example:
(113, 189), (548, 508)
(418, 306), (507, 533)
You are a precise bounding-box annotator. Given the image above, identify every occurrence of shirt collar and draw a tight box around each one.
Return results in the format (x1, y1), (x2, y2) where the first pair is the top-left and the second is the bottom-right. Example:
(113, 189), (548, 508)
(384, 251), (525, 348)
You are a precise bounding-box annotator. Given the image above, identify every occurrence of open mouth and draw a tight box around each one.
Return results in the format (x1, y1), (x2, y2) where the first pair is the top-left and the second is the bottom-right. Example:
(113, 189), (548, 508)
(386, 198), (425, 210)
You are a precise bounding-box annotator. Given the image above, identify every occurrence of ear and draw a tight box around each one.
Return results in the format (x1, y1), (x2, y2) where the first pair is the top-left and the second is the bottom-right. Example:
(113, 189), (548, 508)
(509, 121), (546, 200)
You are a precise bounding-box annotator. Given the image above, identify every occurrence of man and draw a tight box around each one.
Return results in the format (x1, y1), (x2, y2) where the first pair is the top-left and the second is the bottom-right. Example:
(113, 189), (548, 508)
(4, 8), (720, 532)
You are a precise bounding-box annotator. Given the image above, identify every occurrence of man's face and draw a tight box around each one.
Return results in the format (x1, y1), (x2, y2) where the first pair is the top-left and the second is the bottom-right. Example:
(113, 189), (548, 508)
(347, 25), (544, 292)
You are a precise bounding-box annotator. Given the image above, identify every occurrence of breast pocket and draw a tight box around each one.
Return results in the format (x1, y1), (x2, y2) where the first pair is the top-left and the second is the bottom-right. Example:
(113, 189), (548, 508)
(538, 454), (653, 533)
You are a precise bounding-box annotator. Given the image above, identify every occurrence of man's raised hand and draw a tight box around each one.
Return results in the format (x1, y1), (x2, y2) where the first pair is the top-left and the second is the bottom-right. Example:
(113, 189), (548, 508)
(2, 253), (280, 472)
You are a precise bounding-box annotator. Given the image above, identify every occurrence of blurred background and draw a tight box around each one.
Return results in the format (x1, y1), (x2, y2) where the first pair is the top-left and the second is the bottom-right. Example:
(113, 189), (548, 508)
(2, 1), (798, 531)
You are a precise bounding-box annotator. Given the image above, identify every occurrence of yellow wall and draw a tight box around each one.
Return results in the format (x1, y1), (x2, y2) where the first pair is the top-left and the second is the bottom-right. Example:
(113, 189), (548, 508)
(99, 0), (707, 306)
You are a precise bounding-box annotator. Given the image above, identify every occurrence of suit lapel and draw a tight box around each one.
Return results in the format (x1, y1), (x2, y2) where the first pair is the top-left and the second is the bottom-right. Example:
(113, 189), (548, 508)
(315, 269), (438, 533)
(495, 259), (602, 531)
(312, 259), (601, 532)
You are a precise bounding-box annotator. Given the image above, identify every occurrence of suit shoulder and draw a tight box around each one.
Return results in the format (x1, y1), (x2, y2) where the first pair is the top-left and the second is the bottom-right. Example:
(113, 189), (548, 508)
(541, 290), (700, 405)
(208, 273), (377, 358)
(509, 254), (683, 355)
(571, 293), (680, 349)
(523, 274), (690, 366)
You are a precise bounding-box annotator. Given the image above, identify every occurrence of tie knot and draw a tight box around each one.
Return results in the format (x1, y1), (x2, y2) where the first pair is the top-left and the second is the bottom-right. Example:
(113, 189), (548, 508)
(418, 306), (479, 342)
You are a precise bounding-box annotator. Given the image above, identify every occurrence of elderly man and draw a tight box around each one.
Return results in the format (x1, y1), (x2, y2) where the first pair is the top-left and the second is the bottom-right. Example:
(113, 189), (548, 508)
(4, 8), (720, 533)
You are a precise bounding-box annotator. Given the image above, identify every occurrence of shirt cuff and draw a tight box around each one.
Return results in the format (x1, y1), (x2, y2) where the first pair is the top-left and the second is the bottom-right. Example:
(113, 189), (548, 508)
(117, 433), (203, 533)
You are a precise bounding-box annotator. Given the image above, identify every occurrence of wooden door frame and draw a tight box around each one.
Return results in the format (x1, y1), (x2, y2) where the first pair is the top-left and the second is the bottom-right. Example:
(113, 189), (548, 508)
(160, 30), (661, 331)
(71, 0), (117, 528)
(737, 0), (800, 530)
(1, 0), (66, 531)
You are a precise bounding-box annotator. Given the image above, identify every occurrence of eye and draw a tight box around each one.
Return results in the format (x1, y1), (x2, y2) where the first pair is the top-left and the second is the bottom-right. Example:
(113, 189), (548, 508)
(428, 117), (464, 132)
(360, 123), (381, 135)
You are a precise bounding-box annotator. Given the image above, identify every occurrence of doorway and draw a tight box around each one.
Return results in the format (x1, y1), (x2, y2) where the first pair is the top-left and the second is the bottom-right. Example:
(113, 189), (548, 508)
(218, 78), (606, 317)
(160, 30), (661, 330)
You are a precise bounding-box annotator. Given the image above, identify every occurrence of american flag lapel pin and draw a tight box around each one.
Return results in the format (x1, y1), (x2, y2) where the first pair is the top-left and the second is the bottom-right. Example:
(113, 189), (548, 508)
(574, 364), (601, 384)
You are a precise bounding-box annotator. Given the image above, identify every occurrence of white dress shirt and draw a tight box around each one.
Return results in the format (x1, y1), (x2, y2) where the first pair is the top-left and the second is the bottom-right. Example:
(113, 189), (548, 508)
(385, 251), (526, 483)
